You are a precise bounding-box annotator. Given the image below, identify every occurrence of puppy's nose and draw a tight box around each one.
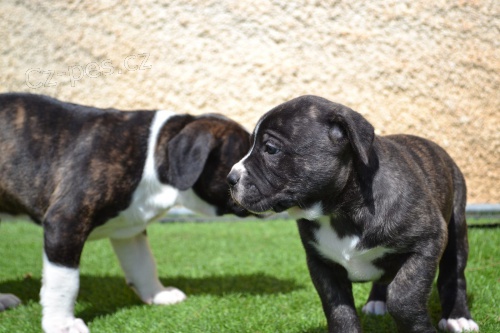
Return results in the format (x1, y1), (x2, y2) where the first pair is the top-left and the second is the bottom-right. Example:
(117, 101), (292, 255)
(227, 170), (240, 187)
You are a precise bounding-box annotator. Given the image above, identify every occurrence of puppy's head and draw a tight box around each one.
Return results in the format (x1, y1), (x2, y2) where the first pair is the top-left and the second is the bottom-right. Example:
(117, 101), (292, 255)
(161, 114), (251, 217)
(227, 95), (374, 217)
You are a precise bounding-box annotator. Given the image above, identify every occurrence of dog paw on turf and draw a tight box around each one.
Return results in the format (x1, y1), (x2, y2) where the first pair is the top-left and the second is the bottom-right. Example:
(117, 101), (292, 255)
(438, 318), (479, 332)
(42, 317), (89, 333)
(362, 300), (387, 315)
(152, 287), (187, 305)
(0, 293), (21, 311)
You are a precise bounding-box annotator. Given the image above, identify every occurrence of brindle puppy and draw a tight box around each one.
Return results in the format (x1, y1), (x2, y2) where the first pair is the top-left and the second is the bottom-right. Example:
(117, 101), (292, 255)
(227, 95), (478, 333)
(0, 93), (250, 333)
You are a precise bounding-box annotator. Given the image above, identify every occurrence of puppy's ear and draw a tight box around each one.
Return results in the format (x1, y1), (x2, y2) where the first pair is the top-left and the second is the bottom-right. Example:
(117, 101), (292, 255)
(167, 125), (214, 191)
(331, 107), (374, 165)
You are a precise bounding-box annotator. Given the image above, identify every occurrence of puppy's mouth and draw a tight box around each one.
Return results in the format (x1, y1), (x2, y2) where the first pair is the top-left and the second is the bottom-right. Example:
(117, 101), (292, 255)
(229, 178), (298, 216)
(229, 195), (271, 216)
(217, 203), (252, 217)
(230, 191), (296, 216)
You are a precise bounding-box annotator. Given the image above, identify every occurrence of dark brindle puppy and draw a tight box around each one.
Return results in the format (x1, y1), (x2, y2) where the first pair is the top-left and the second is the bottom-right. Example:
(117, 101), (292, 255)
(227, 95), (478, 333)
(0, 93), (250, 333)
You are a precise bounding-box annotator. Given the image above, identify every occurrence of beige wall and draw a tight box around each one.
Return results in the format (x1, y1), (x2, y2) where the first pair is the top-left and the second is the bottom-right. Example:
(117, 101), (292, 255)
(1, 0), (498, 203)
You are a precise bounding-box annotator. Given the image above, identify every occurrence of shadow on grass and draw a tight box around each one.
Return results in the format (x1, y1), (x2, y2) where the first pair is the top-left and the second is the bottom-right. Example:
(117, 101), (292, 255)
(160, 272), (303, 296)
(0, 272), (303, 322)
(5, 275), (475, 332)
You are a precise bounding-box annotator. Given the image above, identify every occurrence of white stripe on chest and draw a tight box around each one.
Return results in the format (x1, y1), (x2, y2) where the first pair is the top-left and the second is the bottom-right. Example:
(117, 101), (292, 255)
(89, 110), (179, 240)
(289, 204), (390, 281)
(312, 217), (391, 281)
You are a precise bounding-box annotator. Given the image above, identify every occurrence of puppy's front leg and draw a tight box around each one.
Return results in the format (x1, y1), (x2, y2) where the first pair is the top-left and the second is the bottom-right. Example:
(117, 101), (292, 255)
(386, 253), (440, 333)
(306, 254), (361, 333)
(110, 232), (186, 305)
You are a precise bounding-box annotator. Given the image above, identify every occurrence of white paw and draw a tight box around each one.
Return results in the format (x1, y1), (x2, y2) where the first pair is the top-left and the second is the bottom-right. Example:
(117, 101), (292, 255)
(152, 287), (187, 305)
(42, 317), (90, 333)
(0, 293), (21, 311)
(438, 318), (479, 332)
(362, 300), (387, 315)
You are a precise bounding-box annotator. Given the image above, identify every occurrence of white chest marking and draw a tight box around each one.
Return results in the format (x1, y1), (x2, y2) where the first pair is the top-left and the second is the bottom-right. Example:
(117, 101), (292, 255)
(288, 202), (324, 220)
(89, 110), (179, 240)
(313, 217), (391, 281)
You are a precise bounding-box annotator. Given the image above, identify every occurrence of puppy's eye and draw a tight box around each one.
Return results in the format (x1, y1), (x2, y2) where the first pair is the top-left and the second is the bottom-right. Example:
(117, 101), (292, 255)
(264, 142), (280, 155)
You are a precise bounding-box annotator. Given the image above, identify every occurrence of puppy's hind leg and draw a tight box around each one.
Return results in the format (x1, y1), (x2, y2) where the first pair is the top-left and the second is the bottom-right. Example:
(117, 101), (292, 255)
(437, 183), (478, 332)
(110, 231), (186, 306)
(362, 282), (388, 316)
(41, 211), (90, 333)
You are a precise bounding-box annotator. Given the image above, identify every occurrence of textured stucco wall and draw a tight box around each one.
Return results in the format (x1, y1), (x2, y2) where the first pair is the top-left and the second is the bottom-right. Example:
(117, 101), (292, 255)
(1, 0), (498, 203)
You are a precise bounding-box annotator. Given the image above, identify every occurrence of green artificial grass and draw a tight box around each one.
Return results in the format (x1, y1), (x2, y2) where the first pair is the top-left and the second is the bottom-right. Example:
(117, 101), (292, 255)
(0, 218), (499, 332)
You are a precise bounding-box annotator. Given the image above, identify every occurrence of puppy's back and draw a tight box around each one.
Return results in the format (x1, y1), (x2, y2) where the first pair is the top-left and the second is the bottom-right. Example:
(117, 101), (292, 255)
(380, 134), (465, 219)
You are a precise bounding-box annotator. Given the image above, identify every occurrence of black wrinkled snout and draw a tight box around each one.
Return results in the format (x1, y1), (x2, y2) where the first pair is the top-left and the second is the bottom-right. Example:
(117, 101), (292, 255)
(226, 170), (240, 187)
